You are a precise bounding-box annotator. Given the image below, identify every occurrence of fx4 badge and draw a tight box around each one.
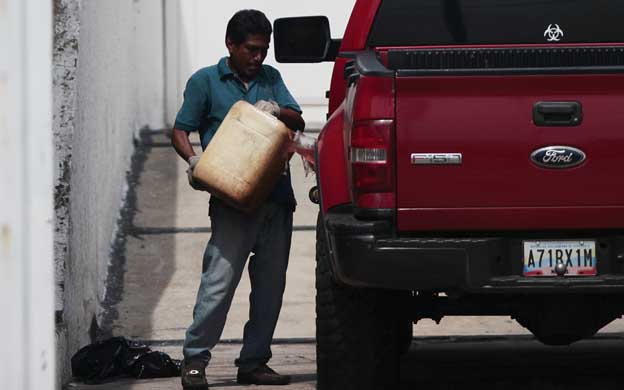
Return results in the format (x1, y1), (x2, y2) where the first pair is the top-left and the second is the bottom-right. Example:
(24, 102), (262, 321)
(531, 146), (586, 169)
(544, 24), (564, 42)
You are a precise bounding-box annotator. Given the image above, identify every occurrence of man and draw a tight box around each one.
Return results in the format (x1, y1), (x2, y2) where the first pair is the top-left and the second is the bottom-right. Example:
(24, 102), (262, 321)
(171, 9), (305, 390)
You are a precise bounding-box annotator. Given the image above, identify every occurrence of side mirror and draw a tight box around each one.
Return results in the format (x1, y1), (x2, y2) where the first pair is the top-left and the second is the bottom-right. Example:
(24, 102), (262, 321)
(274, 16), (341, 63)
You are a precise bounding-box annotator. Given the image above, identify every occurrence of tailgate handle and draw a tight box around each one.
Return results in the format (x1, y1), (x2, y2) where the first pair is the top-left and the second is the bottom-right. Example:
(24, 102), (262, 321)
(533, 101), (582, 126)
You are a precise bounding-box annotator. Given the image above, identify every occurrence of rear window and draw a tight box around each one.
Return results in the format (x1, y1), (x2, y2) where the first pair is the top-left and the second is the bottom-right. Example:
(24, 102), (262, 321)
(368, 0), (624, 47)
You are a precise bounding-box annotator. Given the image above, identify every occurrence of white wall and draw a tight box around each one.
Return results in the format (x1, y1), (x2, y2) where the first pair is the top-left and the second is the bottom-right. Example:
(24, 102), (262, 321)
(165, 0), (356, 129)
(67, 0), (166, 345)
(1, 0), (55, 389)
(54, 0), (166, 385)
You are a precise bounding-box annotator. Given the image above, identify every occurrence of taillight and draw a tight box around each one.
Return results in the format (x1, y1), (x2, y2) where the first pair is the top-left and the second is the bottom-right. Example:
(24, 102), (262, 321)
(350, 119), (395, 209)
(347, 67), (395, 212)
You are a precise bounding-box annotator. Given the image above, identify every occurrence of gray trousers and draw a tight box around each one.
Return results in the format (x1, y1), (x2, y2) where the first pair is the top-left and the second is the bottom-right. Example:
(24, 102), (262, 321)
(183, 198), (293, 372)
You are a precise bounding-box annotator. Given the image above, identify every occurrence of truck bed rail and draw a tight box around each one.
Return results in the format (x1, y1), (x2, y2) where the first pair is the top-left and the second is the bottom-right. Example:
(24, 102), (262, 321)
(388, 46), (624, 76)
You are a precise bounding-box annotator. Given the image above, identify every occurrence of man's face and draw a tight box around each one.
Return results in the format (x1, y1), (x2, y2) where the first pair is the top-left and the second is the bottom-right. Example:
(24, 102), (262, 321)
(226, 34), (270, 81)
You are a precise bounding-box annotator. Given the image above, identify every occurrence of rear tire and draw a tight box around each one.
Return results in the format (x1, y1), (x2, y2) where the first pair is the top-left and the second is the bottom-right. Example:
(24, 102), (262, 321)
(316, 215), (403, 390)
(398, 318), (413, 355)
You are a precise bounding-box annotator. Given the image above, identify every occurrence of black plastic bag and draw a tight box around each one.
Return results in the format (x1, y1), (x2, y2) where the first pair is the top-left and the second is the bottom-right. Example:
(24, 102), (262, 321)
(129, 351), (182, 379)
(71, 336), (180, 383)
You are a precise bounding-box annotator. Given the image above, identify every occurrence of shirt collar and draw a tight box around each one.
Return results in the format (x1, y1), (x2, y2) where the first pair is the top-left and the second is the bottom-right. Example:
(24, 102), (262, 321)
(218, 56), (267, 82)
(218, 57), (234, 80)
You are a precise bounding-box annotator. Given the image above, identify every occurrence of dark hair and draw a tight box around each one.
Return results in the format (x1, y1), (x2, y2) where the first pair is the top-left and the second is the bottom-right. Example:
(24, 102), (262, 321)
(226, 9), (272, 45)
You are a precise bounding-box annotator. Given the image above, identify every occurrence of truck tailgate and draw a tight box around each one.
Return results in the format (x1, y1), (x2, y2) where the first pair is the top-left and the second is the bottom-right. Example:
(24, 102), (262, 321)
(395, 74), (624, 231)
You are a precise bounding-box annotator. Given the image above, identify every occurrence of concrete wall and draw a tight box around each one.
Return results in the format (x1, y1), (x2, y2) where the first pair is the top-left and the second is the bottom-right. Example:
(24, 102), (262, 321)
(1, 0), (55, 388)
(53, 0), (79, 318)
(53, 0), (166, 386)
(165, 0), (356, 129)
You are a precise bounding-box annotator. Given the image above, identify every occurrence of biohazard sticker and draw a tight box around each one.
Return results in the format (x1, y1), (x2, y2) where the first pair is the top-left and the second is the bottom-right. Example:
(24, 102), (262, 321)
(544, 24), (564, 42)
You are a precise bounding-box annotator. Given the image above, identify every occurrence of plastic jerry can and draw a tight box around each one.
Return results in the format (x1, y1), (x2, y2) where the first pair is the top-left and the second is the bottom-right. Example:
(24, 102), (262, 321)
(192, 100), (291, 213)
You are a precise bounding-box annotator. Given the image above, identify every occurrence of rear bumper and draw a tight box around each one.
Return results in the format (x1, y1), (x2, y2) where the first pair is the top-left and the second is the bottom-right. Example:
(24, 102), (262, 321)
(324, 210), (624, 293)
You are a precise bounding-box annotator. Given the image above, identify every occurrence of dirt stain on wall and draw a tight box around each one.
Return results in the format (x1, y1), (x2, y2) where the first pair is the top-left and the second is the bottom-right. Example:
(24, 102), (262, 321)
(1, 224), (11, 258)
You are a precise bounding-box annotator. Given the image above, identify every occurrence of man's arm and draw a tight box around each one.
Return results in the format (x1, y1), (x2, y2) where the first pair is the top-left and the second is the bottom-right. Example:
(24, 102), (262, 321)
(277, 107), (305, 132)
(172, 127), (205, 190)
(171, 128), (197, 162)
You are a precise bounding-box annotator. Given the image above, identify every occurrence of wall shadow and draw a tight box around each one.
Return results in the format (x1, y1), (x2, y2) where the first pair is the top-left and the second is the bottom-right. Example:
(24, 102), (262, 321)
(99, 130), (175, 340)
(99, 0), (193, 345)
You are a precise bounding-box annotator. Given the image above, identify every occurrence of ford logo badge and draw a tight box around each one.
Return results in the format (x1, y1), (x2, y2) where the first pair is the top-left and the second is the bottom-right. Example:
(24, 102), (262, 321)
(530, 146), (586, 169)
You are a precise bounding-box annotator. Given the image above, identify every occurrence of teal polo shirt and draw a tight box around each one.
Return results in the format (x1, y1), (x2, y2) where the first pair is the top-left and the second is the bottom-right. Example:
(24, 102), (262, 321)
(175, 57), (302, 209)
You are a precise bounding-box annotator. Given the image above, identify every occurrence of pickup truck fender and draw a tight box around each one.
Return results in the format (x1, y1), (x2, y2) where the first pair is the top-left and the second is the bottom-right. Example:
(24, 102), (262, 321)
(317, 103), (350, 214)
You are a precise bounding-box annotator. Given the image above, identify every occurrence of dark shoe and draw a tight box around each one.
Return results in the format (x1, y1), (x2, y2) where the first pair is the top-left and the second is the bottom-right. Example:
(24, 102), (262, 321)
(237, 364), (291, 386)
(181, 359), (209, 390)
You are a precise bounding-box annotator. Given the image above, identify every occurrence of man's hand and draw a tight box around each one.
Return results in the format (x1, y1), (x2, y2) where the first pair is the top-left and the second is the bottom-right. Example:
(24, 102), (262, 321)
(186, 155), (202, 190)
(254, 100), (280, 117)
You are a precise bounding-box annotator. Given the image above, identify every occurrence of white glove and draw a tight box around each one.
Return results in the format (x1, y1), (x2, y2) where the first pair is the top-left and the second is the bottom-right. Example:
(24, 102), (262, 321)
(186, 155), (202, 190)
(254, 100), (280, 117)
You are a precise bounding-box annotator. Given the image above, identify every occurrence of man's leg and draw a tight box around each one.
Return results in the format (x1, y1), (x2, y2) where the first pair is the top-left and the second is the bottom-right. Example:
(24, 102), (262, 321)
(236, 202), (293, 372)
(183, 199), (267, 363)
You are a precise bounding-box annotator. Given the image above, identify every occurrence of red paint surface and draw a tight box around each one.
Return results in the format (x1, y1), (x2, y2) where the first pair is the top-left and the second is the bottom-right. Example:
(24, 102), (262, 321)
(395, 73), (624, 230)
(340, 0), (382, 51)
(328, 57), (350, 116)
(328, 0), (384, 115)
(344, 74), (396, 209)
(357, 192), (395, 209)
(398, 207), (624, 231)
(319, 0), (624, 232)
(318, 105), (350, 212)
(352, 76), (394, 121)
(321, 0), (385, 212)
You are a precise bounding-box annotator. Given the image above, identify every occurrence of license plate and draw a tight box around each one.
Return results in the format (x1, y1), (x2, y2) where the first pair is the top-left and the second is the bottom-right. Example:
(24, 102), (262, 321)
(523, 240), (597, 277)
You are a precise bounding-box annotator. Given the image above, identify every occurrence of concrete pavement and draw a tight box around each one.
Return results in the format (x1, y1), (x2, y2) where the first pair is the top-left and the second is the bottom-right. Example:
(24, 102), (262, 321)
(67, 334), (624, 390)
(67, 343), (316, 390)
(102, 130), (318, 343)
(68, 129), (624, 389)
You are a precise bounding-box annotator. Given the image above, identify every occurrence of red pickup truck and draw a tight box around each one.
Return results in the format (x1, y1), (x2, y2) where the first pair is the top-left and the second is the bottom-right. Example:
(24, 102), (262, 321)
(275, 1), (624, 388)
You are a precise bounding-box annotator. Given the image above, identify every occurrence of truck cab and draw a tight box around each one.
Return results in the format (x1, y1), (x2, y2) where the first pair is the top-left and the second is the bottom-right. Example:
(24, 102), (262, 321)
(275, 1), (624, 389)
